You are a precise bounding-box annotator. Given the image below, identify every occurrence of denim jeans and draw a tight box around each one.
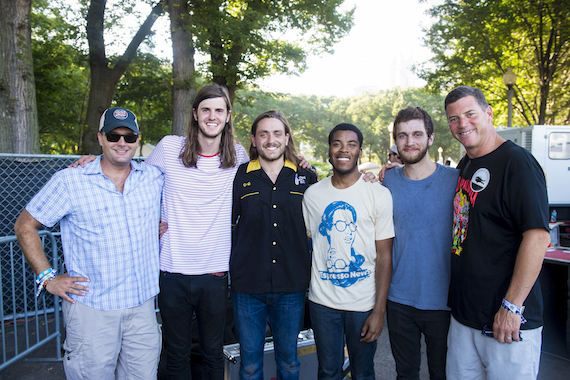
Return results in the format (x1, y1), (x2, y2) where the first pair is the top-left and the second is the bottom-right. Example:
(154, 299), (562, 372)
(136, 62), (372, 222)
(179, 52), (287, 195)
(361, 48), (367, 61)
(232, 292), (305, 380)
(309, 301), (376, 380)
(386, 300), (450, 380)
(158, 271), (228, 380)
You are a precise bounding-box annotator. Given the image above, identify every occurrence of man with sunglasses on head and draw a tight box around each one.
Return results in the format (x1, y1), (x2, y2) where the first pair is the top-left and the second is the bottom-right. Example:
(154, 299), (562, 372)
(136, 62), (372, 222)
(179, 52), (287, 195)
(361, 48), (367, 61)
(15, 107), (164, 380)
(302, 123), (394, 380)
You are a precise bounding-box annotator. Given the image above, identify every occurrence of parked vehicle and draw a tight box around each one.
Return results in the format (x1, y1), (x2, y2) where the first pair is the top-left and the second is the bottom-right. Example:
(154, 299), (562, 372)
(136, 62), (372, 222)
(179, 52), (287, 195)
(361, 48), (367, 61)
(496, 125), (570, 246)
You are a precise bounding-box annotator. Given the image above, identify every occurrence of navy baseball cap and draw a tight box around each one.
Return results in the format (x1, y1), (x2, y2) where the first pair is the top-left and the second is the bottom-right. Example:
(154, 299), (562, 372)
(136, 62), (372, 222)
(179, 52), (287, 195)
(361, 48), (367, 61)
(99, 107), (139, 134)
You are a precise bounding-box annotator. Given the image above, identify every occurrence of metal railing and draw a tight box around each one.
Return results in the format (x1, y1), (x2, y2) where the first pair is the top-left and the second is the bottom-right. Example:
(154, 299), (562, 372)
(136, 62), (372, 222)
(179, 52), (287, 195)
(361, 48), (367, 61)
(0, 231), (62, 371)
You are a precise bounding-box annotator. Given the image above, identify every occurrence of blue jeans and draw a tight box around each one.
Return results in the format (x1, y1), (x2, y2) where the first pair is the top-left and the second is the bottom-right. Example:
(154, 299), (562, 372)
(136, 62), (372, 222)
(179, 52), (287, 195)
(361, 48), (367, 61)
(232, 292), (305, 380)
(159, 271), (228, 380)
(309, 301), (376, 380)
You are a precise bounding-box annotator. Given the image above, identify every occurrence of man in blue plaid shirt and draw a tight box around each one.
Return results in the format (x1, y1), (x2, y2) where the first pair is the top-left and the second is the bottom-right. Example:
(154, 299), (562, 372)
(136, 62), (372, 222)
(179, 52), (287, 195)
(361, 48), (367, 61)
(15, 107), (164, 380)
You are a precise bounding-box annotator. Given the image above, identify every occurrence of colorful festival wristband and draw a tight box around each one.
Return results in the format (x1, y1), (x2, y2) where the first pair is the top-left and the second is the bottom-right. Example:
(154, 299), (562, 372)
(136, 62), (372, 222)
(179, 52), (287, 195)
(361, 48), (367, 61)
(36, 269), (58, 298)
(36, 268), (53, 284)
(501, 298), (527, 324)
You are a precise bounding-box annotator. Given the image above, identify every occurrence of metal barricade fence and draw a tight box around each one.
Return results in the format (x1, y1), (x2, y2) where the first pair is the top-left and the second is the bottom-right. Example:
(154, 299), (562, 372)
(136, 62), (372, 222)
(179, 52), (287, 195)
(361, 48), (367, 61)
(0, 231), (62, 371)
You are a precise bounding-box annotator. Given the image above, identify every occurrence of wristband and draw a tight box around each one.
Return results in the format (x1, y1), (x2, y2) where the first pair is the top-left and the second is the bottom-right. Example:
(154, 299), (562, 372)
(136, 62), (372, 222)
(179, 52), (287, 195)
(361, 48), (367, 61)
(36, 268), (53, 284)
(36, 269), (58, 298)
(501, 298), (527, 324)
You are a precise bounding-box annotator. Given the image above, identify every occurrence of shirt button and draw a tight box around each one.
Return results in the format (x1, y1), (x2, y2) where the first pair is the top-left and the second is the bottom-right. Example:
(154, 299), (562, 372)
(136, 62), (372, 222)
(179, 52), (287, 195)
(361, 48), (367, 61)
(273, 187), (277, 191)
(273, 222), (278, 227)
(272, 260), (276, 264)
(272, 241), (277, 246)
(273, 204), (277, 209)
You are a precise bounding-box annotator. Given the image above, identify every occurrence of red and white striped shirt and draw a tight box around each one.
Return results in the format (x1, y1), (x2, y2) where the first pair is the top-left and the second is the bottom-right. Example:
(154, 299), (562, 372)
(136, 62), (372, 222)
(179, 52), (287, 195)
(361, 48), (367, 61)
(146, 135), (249, 274)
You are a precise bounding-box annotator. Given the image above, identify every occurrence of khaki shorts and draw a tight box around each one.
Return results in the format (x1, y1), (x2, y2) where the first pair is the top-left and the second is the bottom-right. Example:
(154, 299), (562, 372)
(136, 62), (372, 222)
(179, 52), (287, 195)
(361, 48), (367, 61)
(62, 298), (161, 380)
(446, 315), (542, 380)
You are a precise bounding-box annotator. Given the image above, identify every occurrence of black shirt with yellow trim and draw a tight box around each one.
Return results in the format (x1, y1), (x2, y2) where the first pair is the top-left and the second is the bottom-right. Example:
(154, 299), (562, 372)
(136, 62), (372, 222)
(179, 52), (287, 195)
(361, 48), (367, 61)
(230, 158), (318, 293)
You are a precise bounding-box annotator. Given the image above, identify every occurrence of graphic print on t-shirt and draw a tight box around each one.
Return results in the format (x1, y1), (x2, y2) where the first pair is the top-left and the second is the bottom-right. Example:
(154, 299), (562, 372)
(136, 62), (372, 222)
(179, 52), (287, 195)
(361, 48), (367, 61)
(318, 201), (370, 287)
(452, 169), (484, 256)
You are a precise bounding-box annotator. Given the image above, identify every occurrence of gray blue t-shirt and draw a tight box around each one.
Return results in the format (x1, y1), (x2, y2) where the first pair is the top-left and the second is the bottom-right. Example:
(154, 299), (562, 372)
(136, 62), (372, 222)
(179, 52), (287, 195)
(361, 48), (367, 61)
(383, 164), (458, 311)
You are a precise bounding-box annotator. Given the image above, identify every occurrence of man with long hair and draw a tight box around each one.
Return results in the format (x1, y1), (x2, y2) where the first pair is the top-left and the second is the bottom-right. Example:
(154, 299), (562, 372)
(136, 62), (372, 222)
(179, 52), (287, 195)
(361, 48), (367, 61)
(146, 84), (249, 379)
(230, 110), (317, 379)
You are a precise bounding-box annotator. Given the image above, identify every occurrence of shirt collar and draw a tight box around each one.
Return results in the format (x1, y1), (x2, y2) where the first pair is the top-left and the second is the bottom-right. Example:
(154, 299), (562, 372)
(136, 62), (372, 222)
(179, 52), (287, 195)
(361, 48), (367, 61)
(246, 158), (297, 173)
(82, 155), (144, 175)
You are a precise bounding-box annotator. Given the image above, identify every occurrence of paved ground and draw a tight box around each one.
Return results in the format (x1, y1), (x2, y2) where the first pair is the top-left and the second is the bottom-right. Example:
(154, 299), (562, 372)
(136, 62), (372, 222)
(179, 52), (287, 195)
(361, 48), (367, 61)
(1, 316), (569, 379)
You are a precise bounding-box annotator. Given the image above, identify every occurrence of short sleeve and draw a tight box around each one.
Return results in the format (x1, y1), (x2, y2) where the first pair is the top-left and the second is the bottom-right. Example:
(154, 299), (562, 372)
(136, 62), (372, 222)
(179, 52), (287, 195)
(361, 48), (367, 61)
(374, 186), (395, 241)
(26, 171), (71, 227)
(145, 137), (168, 172)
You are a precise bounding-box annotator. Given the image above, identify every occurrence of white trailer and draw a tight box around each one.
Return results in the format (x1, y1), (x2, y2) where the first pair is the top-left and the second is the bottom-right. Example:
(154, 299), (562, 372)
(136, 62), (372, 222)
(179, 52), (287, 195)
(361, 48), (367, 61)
(496, 125), (570, 227)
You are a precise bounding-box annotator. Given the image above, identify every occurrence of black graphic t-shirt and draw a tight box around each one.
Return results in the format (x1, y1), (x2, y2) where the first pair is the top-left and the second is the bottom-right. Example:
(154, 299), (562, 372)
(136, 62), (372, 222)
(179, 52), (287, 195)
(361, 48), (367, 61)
(450, 140), (549, 330)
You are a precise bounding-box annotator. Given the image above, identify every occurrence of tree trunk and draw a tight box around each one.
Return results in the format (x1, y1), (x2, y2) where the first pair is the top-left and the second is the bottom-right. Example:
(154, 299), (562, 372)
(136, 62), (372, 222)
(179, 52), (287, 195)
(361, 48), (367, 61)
(82, 65), (122, 154)
(168, 0), (195, 136)
(81, 0), (164, 154)
(0, 0), (39, 154)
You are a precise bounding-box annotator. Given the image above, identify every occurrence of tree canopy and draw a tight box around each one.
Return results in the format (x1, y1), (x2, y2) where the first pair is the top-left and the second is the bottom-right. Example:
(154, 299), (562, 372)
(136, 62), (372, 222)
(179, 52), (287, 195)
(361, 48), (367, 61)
(233, 87), (459, 164)
(189, 0), (354, 101)
(417, 0), (570, 126)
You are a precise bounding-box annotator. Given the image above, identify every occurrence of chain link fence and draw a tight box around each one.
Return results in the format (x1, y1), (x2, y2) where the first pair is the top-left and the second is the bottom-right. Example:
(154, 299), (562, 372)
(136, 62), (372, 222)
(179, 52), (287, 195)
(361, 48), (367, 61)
(0, 154), (82, 319)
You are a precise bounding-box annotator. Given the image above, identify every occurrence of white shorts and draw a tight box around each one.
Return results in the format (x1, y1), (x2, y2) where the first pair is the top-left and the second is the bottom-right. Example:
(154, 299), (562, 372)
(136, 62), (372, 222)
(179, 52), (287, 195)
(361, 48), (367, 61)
(62, 298), (161, 380)
(446, 315), (542, 380)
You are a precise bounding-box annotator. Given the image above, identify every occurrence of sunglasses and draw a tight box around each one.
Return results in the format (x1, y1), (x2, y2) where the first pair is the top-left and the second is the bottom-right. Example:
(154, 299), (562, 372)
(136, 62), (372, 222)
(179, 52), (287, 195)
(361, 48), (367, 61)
(105, 132), (138, 143)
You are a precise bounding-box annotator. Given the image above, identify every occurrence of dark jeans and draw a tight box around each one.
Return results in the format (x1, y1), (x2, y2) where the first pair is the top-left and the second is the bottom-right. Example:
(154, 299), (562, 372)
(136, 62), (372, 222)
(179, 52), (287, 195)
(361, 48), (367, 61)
(309, 301), (376, 380)
(232, 292), (305, 380)
(159, 271), (228, 380)
(386, 300), (450, 380)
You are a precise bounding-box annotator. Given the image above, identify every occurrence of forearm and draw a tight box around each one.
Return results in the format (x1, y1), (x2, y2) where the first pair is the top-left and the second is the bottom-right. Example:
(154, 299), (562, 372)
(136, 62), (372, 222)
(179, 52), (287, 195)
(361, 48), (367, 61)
(503, 228), (550, 306)
(14, 210), (51, 275)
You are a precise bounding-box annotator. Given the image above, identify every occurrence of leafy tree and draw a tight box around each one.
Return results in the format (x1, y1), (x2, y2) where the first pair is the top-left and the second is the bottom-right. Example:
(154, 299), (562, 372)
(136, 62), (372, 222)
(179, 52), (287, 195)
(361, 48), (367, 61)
(418, 0), (570, 126)
(114, 52), (173, 154)
(1, 0), (40, 153)
(189, 0), (354, 102)
(233, 87), (461, 165)
(280, 94), (338, 162)
(81, 0), (165, 154)
(31, 0), (90, 154)
(167, 0), (354, 139)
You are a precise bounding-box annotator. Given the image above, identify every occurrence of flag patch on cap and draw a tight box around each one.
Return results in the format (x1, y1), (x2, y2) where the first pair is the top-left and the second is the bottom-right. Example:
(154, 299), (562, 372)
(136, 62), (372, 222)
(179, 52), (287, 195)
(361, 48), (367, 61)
(113, 109), (129, 120)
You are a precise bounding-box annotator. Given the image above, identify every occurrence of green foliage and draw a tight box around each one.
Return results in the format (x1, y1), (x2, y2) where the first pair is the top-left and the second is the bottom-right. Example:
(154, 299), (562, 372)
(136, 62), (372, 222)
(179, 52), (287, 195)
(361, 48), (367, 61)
(310, 161), (332, 179)
(32, 0), (90, 154)
(233, 87), (462, 164)
(114, 53), (173, 147)
(188, 0), (354, 97)
(418, 0), (570, 126)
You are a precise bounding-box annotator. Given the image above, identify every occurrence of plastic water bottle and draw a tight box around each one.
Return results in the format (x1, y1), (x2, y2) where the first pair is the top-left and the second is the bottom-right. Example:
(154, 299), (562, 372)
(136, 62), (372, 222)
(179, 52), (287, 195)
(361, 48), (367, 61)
(550, 210), (557, 223)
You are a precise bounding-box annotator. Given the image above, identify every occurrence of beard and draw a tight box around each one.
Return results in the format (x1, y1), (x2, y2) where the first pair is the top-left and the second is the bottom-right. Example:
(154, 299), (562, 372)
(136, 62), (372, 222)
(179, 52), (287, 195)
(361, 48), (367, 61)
(399, 144), (429, 165)
(198, 123), (225, 139)
(258, 143), (285, 162)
